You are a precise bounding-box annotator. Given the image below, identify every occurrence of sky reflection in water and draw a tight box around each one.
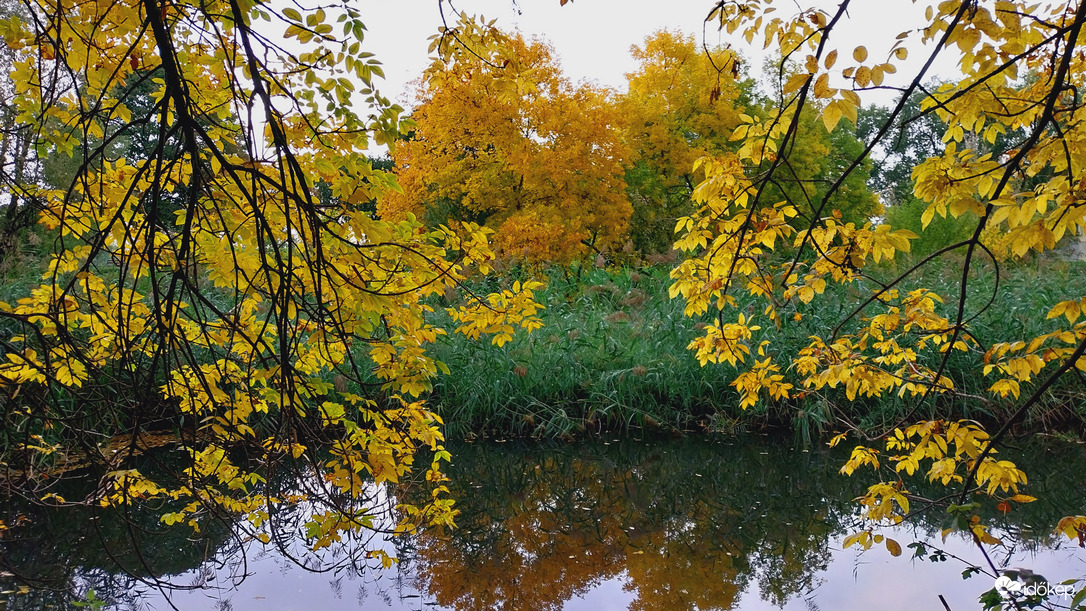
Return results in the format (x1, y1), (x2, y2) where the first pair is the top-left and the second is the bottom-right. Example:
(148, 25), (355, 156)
(3, 436), (1084, 611)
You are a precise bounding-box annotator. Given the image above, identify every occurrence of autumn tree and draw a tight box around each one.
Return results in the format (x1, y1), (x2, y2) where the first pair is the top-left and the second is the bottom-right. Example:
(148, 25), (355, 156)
(0, 0), (542, 573)
(619, 30), (750, 254)
(857, 90), (948, 207)
(0, 0), (43, 262)
(755, 100), (882, 228)
(620, 31), (879, 254)
(855, 92), (975, 257)
(378, 16), (631, 263)
(669, 0), (1086, 579)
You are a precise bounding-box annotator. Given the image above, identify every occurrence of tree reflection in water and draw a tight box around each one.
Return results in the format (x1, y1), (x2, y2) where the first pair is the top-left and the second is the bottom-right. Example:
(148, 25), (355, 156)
(407, 437), (1086, 611)
(2, 436), (1084, 610)
(407, 438), (849, 611)
(0, 438), (414, 611)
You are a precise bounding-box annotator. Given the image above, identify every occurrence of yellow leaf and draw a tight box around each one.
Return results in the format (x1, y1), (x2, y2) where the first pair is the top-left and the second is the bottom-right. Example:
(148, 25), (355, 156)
(839, 98), (857, 125)
(824, 49), (838, 69)
(871, 65), (884, 86)
(822, 101), (843, 132)
(921, 206), (935, 229)
(853, 46), (868, 62)
(854, 66), (871, 88)
(784, 73), (810, 94)
(1065, 301), (1081, 324)
(842, 531), (868, 549)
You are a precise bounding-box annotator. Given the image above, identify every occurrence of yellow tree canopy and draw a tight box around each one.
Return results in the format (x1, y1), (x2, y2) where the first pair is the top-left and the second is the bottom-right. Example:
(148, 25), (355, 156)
(668, 0), (1086, 557)
(621, 31), (878, 254)
(620, 30), (748, 253)
(0, 0), (543, 553)
(623, 30), (747, 193)
(379, 17), (632, 263)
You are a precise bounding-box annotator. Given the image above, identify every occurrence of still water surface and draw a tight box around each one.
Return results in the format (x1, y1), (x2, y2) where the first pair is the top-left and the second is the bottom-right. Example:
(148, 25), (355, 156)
(2, 436), (1084, 610)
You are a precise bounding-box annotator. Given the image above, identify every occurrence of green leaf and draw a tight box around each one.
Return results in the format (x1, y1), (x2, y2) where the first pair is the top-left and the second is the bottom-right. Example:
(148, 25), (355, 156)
(1071, 586), (1086, 610)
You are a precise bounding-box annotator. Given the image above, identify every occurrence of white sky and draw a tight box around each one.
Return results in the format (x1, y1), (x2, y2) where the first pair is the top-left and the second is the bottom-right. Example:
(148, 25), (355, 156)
(355, 0), (960, 110)
(357, 0), (716, 104)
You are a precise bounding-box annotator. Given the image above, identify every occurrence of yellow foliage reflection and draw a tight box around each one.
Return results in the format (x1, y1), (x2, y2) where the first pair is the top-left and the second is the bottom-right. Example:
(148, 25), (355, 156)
(405, 440), (843, 610)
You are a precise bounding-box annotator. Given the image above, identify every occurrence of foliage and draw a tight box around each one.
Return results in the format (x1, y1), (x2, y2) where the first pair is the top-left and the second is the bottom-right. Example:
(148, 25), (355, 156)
(882, 196), (978, 258)
(856, 91), (947, 207)
(619, 30), (751, 254)
(755, 102), (883, 229)
(619, 31), (880, 254)
(0, 1), (44, 264)
(0, 0), (542, 564)
(378, 15), (630, 263)
(420, 259), (1085, 439)
(670, 0), (1086, 573)
(4, 0), (1086, 600)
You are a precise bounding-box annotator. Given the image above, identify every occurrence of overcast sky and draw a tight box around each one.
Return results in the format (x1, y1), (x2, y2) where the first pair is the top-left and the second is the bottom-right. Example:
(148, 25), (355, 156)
(356, 0), (716, 105)
(354, 0), (958, 109)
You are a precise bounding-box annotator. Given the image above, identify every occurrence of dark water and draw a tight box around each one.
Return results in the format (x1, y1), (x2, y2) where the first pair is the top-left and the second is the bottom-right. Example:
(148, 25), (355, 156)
(2, 436), (1085, 610)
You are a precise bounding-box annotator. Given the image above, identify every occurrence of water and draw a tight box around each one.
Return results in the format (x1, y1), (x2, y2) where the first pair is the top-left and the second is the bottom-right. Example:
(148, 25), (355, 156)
(2, 436), (1084, 610)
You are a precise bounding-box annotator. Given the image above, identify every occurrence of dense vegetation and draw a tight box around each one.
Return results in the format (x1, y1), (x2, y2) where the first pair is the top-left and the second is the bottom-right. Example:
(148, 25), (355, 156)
(427, 257), (1086, 440)
(1, 0), (1086, 608)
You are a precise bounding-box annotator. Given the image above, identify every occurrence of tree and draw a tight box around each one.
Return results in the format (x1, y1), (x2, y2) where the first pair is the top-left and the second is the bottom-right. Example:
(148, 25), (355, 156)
(670, 0), (1086, 577)
(856, 90), (947, 207)
(0, 0), (543, 573)
(619, 31), (750, 254)
(755, 102), (881, 228)
(378, 16), (631, 263)
(620, 31), (879, 254)
(858, 91), (990, 258)
(0, 0), (46, 263)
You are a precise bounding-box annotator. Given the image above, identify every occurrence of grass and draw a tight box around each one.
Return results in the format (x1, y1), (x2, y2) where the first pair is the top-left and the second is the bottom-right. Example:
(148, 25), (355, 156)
(428, 264), (735, 438)
(424, 254), (1086, 440)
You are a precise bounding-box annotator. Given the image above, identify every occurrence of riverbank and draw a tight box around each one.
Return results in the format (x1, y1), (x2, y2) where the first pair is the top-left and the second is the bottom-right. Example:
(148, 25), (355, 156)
(425, 256), (1086, 440)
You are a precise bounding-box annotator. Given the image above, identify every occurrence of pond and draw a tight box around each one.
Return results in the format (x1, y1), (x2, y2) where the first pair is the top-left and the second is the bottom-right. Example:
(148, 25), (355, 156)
(1, 436), (1084, 610)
